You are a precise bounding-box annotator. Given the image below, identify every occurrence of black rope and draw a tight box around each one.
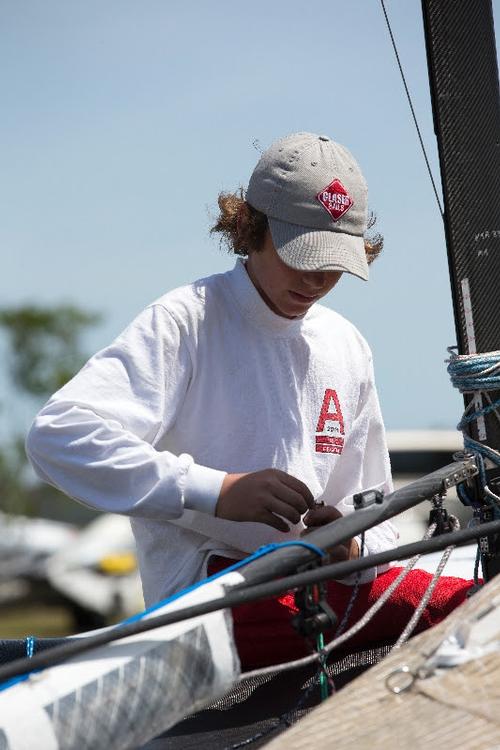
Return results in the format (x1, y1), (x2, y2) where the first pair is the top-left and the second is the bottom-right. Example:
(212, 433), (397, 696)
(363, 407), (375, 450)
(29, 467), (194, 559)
(334, 531), (366, 638)
(379, 0), (444, 217)
(1, 518), (499, 685)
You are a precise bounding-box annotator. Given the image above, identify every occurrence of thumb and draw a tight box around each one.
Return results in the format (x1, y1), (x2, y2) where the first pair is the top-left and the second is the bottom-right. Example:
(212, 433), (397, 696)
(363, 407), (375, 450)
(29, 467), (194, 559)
(303, 505), (342, 527)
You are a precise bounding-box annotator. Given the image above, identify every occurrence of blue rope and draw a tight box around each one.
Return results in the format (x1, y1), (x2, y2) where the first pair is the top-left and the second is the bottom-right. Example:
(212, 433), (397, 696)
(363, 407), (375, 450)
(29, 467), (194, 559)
(447, 348), (500, 475)
(448, 350), (500, 393)
(460, 399), (500, 427)
(121, 539), (326, 626)
(447, 348), (500, 580)
(25, 636), (35, 659)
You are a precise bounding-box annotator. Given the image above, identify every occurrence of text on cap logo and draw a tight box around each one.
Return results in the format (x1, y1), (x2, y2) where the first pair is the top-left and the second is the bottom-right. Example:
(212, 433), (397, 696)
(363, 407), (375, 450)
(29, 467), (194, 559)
(316, 178), (353, 222)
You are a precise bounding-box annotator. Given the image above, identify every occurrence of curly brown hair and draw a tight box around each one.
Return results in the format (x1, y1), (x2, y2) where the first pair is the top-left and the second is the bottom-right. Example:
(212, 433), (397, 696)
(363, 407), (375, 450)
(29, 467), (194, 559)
(211, 191), (383, 264)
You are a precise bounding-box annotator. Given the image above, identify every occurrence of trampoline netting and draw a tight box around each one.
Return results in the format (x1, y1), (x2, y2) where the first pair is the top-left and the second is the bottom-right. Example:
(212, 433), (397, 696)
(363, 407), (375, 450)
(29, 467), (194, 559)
(143, 644), (393, 750)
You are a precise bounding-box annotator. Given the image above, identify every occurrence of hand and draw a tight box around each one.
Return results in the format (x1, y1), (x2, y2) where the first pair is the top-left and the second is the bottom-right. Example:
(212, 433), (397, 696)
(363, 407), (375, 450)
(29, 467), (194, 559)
(302, 504), (359, 561)
(215, 469), (315, 532)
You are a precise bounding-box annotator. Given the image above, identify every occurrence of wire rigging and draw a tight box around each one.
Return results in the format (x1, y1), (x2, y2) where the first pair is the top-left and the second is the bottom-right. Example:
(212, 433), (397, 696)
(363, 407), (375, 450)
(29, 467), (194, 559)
(379, 0), (444, 217)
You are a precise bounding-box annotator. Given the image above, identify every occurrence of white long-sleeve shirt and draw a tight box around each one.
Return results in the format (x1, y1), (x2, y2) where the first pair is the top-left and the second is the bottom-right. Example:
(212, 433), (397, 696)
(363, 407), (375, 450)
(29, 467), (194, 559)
(26, 259), (397, 605)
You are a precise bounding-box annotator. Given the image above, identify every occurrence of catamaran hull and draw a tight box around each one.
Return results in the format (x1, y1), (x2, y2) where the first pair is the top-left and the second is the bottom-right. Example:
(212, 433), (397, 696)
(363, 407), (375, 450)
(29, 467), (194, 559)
(0, 577), (241, 750)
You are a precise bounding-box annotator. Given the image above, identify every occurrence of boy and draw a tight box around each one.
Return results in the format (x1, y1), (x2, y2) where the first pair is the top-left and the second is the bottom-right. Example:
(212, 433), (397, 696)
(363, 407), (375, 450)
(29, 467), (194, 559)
(26, 132), (398, 612)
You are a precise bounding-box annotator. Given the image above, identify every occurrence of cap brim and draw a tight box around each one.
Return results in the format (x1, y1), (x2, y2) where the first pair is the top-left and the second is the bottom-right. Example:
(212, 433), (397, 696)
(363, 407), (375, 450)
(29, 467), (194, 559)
(268, 217), (369, 281)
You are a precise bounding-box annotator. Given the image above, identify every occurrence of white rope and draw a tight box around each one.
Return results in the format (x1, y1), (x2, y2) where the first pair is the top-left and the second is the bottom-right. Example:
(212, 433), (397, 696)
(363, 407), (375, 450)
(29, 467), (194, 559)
(393, 515), (460, 649)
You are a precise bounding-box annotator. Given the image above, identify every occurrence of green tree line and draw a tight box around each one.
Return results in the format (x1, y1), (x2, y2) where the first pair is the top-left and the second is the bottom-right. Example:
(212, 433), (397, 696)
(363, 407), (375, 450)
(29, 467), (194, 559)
(0, 305), (101, 522)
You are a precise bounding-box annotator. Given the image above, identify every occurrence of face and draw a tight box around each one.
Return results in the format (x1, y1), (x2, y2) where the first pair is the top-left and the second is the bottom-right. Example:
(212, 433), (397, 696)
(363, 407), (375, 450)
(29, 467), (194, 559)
(245, 231), (343, 319)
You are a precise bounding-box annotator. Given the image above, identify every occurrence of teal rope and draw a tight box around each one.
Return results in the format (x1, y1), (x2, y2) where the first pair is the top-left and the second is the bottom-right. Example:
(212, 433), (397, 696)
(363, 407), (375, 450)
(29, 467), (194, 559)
(447, 347), (500, 475)
(448, 350), (500, 393)
(25, 636), (35, 658)
(447, 347), (500, 580)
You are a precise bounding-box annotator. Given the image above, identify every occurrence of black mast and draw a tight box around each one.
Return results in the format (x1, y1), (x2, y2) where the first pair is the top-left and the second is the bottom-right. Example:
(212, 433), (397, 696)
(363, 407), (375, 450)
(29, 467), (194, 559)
(422, 0), (500, 577)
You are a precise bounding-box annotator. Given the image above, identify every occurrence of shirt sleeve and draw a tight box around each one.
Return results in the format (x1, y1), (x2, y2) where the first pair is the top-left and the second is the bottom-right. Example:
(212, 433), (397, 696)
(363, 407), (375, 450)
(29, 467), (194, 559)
(329, 353), (399, 583)
(25, 304), (226, 520)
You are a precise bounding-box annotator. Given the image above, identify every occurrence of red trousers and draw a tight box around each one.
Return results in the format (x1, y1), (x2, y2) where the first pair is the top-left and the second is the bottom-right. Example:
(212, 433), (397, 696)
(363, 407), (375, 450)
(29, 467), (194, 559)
(208, 557), (475, 669)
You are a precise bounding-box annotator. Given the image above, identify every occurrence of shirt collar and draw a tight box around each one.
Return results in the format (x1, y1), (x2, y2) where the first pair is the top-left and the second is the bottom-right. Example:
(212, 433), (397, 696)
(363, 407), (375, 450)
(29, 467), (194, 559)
(225, 259), (313, 336)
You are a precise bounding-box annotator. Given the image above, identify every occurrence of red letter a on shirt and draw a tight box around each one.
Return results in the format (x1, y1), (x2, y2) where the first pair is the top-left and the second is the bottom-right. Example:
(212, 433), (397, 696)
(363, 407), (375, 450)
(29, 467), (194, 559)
(316, 389), (345, 435)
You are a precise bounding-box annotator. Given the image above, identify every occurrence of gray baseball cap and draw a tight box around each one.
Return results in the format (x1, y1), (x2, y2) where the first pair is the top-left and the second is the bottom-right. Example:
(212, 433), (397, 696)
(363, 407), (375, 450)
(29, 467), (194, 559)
(246, 132), (369, 281)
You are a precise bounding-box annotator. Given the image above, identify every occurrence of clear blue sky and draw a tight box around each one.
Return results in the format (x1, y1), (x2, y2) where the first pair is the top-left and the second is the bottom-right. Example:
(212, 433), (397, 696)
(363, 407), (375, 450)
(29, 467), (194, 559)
(1, 1), (499, 433)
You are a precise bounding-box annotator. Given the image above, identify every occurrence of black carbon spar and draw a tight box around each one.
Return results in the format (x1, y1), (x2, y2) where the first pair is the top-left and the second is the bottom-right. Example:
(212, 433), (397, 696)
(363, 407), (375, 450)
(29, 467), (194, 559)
(422, 0), (500, 578)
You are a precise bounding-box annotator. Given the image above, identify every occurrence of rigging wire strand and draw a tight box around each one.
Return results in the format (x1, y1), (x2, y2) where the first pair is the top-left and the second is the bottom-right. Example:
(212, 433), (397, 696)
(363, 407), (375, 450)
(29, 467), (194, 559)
(379, 0), (444, 217)
(393, 516), (460, 648)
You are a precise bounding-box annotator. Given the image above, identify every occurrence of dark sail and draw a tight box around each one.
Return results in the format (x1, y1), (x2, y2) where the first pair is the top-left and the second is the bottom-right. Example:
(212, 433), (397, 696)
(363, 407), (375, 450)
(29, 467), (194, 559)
(422, 0), (500, 575)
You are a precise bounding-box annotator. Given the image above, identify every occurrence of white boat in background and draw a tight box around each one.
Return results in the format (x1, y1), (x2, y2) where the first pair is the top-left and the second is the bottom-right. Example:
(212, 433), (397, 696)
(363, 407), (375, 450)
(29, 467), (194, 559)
(0, 513), (78, 608)
(0, 512), (77, 581)
(45, 514), (143, 622)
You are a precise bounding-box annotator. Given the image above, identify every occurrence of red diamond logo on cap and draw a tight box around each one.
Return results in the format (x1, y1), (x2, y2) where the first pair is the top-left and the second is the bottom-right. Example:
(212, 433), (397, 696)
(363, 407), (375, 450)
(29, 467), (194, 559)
(316, 179), (353, 222)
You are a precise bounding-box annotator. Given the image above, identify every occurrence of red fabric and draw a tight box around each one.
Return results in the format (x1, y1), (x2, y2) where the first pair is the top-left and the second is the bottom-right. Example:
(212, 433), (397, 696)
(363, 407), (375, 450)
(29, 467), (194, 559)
(208, 556), (476, 669)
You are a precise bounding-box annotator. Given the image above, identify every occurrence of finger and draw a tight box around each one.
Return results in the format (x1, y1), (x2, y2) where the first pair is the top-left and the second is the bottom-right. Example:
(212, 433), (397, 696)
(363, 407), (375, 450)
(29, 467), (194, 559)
(327, 543), (350, 563)
(275, 472), (315, 508)
(303, 509), (321, 527)
(349, 538), (360, 559)
(272, 483), (311, 515)
(259, 510), (290, 533)
(303, 508), (327, 526)
(304, 506), (343, 527)
(267, 497), (302, 525)
(303, 512), (328, 528)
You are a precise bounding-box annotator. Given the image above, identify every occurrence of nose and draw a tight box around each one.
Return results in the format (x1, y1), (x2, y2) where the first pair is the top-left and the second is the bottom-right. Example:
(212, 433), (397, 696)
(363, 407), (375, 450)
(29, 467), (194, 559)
(302, 271), (327, 290)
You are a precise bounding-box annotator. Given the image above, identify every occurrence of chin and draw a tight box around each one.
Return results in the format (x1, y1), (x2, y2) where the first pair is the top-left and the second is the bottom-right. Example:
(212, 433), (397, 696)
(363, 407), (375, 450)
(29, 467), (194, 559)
(284, 307), (308, 319)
